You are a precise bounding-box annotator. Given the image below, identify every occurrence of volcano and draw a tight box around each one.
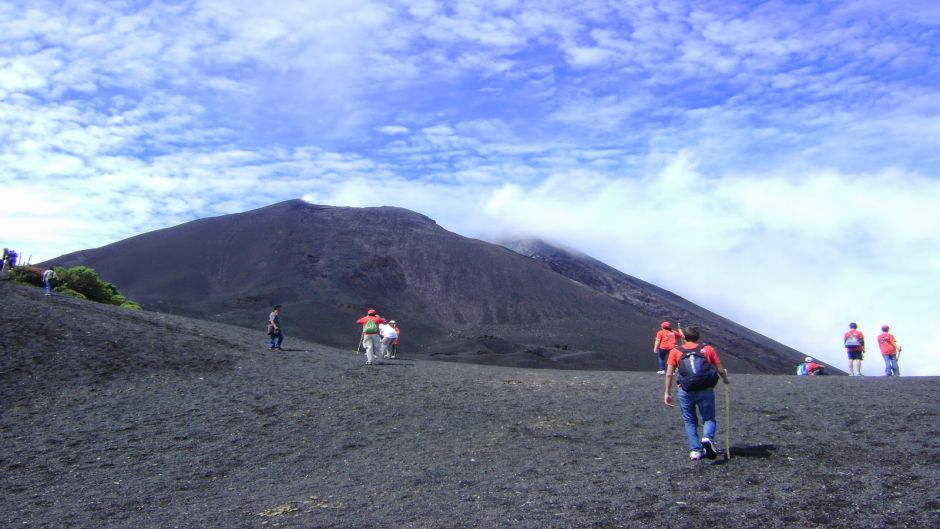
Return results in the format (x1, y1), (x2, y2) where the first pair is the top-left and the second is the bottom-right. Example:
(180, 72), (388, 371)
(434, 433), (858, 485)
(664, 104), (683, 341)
(48, 199), (809, 373)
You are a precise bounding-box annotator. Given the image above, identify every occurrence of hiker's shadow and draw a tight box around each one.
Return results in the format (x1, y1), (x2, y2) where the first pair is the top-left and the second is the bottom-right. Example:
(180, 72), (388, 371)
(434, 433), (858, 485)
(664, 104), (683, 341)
(729, 444), (776, 459)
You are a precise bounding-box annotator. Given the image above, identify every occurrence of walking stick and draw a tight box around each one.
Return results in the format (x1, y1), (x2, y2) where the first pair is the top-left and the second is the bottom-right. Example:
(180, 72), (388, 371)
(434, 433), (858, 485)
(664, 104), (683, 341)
(724, 377), (732, 461)
(355, 334), (362, 355)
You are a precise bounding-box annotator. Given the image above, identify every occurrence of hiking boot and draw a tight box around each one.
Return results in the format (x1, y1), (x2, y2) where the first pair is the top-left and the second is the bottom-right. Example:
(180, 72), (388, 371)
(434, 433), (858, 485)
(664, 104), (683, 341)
(656, 370), (666, 375)
(701, 438), (718, 459)
(689, 450), (704, 461)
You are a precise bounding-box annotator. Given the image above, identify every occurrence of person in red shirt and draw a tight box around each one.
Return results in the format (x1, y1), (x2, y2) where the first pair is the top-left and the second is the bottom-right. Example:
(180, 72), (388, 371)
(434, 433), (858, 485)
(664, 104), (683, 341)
(844, 322), (865, 376)
(356, 309), (387, 365)
(877, 325), (901, 376)
(798, 357), (826, 376)
(653, 322), (684, 375)
(663, 326), (729, 461)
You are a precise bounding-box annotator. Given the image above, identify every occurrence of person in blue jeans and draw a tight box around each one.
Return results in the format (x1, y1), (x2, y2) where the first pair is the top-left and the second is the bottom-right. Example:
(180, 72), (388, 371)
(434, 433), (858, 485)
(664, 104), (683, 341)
(268, 305), (283, 350)
(663, 326), (730, 460)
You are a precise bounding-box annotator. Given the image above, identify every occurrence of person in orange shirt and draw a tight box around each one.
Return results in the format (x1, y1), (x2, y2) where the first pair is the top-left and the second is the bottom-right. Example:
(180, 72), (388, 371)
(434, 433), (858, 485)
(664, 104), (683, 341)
(877, 325), (901, 376)
(653, 322), (684, 375)
(844, 322), (865, 376)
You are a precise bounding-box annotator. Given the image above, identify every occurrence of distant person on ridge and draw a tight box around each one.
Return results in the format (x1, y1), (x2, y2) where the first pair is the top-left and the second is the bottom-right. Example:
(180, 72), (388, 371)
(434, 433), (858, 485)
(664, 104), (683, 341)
(663, 326), (729, 461)
(797, 357), (825, 376)
(844, 322), (865, 376)
(877, 325), (901, 377)
(357, 309), (386, 365)
(379, 320), (399, 360)
(653, 321), (684, 375)
(42, 268), (57, 296)
(267, 305), (283, 350)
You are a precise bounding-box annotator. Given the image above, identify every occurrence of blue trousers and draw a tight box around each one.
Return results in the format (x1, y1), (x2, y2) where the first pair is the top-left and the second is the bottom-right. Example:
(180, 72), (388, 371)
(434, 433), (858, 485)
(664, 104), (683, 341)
(678, 387), (717, 451)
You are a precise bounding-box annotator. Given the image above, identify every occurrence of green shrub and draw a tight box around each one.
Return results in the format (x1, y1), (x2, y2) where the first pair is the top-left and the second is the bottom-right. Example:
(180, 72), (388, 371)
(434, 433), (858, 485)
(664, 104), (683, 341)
(14, 264), (140, 309)
(58, 266), (110, 303)
(11, 266), (43, 287)
(56, 287), (88, 300)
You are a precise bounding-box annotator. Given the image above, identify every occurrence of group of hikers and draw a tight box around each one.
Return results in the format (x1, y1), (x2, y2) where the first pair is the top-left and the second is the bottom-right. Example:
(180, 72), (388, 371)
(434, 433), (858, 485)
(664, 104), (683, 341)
(262, 309), (904, 462)
(652, 319), (904, 461)
(840, 322), (902, 377)
(265, 306), (402, 364)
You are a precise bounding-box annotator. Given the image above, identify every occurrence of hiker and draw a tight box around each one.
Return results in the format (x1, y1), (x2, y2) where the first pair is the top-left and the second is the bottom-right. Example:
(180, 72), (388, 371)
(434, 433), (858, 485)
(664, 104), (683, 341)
(357, 309), (386, 365)
(379, 320), (399, 359)
(844, 322), (865, 376)
(797, 357), (825, 376)
(267, 305), (283, 350)
(877, 325), (901, 377)
(663, 326), (730, 461)
(42, 268), (57, 296)
(390, 320), (401, 358)
(653, 321), (684, 375)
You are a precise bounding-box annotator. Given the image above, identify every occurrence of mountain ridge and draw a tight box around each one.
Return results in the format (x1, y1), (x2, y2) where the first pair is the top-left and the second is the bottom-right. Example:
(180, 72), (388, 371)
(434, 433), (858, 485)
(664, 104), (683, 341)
(47, 199), (809, 374)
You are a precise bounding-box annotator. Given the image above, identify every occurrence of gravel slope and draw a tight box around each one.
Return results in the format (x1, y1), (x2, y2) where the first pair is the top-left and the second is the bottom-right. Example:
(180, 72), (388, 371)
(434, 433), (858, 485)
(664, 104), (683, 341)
(2, 281), (937, 528)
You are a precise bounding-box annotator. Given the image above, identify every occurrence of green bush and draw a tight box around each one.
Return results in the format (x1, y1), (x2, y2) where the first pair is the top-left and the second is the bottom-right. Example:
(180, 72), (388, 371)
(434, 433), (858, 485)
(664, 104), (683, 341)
(13, 264), (140, 309)
(56, 287), (88, 300)
(10, 266), (43, 287)
(57, 266), (110, 303)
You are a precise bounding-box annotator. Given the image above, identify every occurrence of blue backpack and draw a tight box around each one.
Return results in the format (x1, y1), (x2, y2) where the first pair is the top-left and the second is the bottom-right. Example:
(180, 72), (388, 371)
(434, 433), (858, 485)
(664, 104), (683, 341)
(677, 345), (720, 391)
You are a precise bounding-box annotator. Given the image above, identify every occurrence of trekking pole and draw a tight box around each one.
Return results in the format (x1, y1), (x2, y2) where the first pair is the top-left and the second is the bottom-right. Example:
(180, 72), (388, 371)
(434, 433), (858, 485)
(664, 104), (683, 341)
(724, 376), (732, 461)
(355, 334), (362, 355)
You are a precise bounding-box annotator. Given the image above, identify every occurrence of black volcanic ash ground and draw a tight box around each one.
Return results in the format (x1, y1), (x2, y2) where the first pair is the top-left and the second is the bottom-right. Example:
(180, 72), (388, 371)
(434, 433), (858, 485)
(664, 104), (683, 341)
(1, 281), (937, 529)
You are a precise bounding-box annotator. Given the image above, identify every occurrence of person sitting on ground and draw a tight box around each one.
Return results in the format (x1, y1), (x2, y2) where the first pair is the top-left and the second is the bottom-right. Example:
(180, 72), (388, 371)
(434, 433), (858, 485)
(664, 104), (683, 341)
(797, 357), (825, 376)
(663, 326), (730, 461)
(378, 321), (399, 360)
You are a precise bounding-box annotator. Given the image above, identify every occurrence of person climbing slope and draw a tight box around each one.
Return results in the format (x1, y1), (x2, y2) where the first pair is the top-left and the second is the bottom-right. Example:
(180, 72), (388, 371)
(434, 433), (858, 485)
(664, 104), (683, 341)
(357, 309), (386, 365)
(653, 321), (684, 375)
(663, 326), (730, 461)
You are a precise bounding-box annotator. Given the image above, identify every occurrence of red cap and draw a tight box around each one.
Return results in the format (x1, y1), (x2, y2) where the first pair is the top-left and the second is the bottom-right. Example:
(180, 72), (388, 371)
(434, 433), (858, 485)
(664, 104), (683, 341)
(367, 309), (376, 315)
(661, 321), (671, 329)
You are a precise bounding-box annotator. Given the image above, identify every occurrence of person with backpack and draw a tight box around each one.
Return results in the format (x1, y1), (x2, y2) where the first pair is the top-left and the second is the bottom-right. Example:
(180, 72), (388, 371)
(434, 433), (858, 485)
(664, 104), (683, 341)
(42, 268), (57, 296)
(653, 321), (684, 375)
(663, 326), (730, 461)
(357, 309), (386, 365)
(877, 325), (901, 377)
(267, 305), (283, 350)
(844, 322), (865, 376)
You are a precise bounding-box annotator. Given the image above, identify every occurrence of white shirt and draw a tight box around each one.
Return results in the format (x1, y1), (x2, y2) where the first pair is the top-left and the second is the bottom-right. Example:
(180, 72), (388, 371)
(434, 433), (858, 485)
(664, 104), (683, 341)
(379, 323), (398, 339)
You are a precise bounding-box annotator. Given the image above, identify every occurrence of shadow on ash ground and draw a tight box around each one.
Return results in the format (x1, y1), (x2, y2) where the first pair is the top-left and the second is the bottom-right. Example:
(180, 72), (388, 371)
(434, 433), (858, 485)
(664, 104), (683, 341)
(1, 281), (938, 529)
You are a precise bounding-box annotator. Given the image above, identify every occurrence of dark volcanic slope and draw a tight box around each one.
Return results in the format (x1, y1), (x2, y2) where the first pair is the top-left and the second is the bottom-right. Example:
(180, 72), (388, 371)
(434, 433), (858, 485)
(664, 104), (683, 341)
(48, 199), (803, 373)
(2, 281), (938, 529)
(498, 238), (817, 374)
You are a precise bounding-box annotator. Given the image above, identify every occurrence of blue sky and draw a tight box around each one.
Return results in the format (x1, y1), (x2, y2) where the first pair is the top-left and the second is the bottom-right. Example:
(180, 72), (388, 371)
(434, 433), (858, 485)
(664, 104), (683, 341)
(2, 0), (938, 375)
